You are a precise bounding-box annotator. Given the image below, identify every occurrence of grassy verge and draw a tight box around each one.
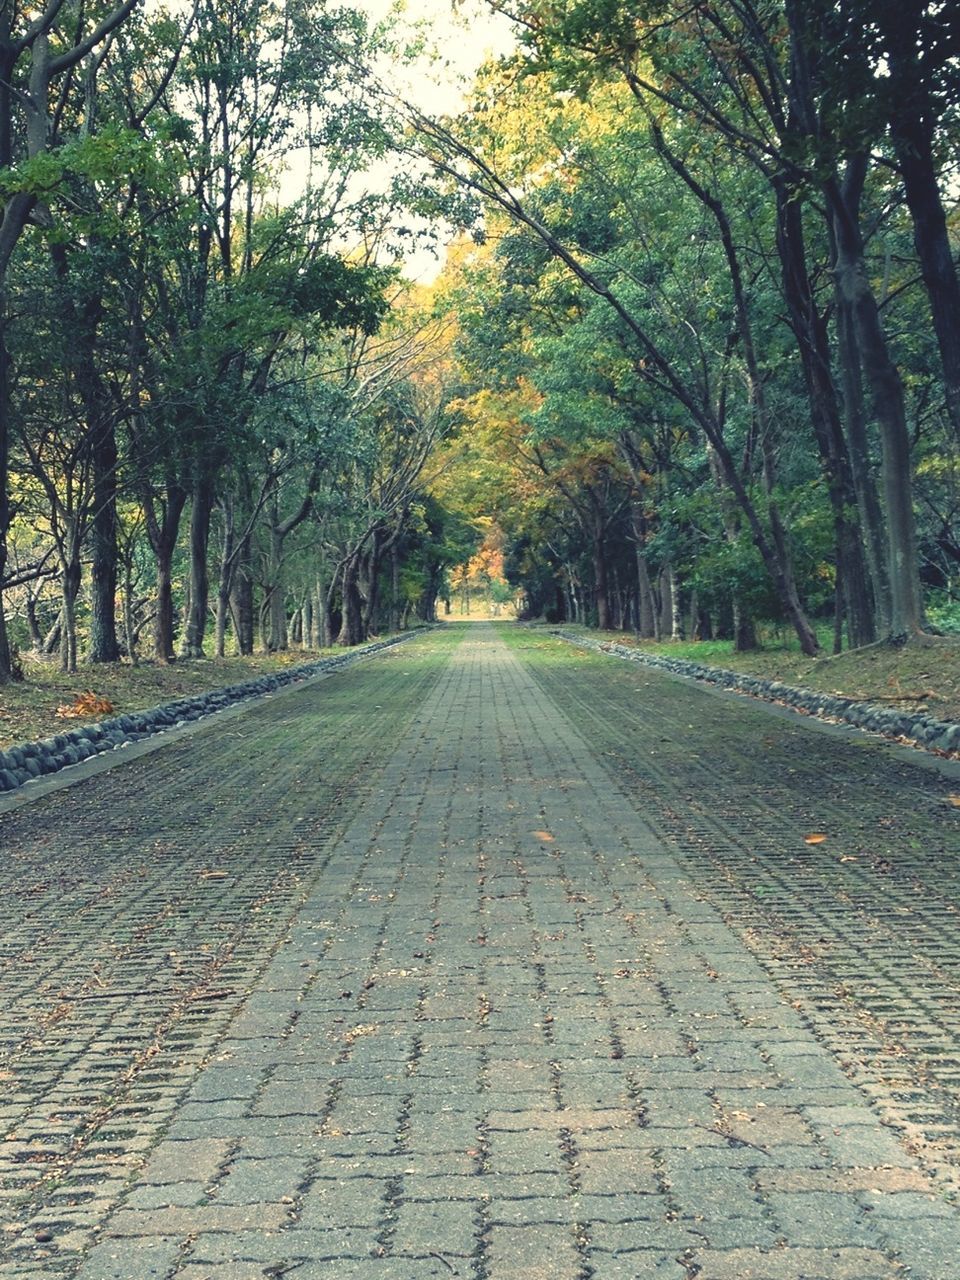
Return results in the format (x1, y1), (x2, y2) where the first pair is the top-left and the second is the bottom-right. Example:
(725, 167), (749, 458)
(0, 647), (350, 749)
(555, 624), (960, 725)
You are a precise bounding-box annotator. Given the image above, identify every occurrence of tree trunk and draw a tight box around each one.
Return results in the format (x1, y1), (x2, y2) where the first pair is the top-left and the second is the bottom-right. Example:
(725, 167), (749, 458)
(631, 503), (657, 639)
(390, 543), (401, 633)
(180, 473), (216, 658)
(86, 404), (121, 663)
(155, 539), (177, 662)
(592, 530), (611, 630)
(122, 554), (139, 666)
(669, 564), (683, 641)
(362, 536), (383, 636)
(835, 291), (892, 632)
(320, 578), (332, 647)
(25, 590), (43, 650)
(232, 532), (254, 655)
(733, 600), (758, 653)
(338, 554), (365, 646)
(829, 179), (924, 637)
(144, 483), (187, 663)
(783, 1), (921, 640)
(0, 298), (16, 681)
(266, 519), (288, 652)
(658, 564), (673, 640)
(881, 5), (960, 444)
(59, 544), (82, 674)
(214, 500), (238, 659)
(775, 183), (876, 648)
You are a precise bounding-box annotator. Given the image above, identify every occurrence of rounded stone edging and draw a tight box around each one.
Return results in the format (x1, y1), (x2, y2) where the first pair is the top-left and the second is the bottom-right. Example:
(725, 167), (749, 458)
(552, 629), (960, 759)
(0, 632), (424, 795)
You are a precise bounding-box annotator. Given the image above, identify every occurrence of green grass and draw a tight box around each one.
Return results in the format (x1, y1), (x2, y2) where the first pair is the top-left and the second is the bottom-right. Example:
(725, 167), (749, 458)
(544, 623), (960, 725)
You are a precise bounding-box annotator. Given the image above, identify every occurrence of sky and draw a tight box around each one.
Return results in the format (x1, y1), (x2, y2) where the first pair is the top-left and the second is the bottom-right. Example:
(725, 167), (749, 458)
(360, 0), (516, 114)
(351, 0), (517, 280)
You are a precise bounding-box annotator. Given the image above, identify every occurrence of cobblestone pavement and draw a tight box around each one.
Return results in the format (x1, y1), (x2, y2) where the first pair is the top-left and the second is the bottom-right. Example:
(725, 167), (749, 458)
(1, 625), (959, 1279)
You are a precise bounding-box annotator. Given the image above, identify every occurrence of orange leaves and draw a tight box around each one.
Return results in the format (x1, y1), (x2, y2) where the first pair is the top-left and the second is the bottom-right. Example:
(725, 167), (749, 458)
(533, 830), (555, 843)
(56, 691), (114, 719)
(803, 833), (828, 845)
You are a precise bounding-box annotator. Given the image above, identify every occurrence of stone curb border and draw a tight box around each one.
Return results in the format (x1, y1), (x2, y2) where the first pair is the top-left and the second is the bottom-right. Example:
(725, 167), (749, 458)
(0, 631), (424, 795)
(552, 628), (960, 758)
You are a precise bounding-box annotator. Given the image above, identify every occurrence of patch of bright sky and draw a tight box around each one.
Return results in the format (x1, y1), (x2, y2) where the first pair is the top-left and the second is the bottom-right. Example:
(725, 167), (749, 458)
(362, 0), (515, 115)
(355, 0), (516, 280)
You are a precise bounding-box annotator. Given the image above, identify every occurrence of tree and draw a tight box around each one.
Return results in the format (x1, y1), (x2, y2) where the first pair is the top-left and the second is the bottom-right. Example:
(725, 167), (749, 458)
(0, 0), (141, 681)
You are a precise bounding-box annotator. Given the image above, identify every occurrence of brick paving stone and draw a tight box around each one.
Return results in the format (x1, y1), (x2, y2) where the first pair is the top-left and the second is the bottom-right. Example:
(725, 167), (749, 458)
(137, 1137), (233, 1185)
(585, 1251), (687, 1279)
(3, 624), (960, 1279)
(683, 1245), (902, 1279)
(72, 1237), (182, 1279)
(393, 1199), (478, 1255)
(484, 1222), (582, 1280)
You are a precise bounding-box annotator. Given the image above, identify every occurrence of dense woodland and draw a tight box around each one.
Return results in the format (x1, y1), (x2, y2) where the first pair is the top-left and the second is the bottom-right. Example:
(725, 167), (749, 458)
(0, 0), (958, 683)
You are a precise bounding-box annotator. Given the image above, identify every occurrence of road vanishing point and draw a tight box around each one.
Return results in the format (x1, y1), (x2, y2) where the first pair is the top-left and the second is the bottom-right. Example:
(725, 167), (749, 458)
(2, 623), (960, 1280)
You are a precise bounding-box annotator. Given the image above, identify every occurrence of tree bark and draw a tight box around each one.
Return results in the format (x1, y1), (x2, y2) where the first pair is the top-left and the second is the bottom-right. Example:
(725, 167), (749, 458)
(0, 297), (14, 681)
(337, 554), (365, 646)
(361, 533), (383, 636)
(88, 410), (121, 663)
(215, 503), (235, 658)
(835, 288), (892, 632)
(142, 480), (187, 662)
(180, 473), (216, 658)
(880, 1), (960, 444)
(592, 526), (611, 630)
(231, 532), (255, 655)
(775, 182), (876, 648)
(122, 555), (139, 665)
(266, 520), (288, 652)
(828, 178), (924, 637)
(59, 539), (82, 674)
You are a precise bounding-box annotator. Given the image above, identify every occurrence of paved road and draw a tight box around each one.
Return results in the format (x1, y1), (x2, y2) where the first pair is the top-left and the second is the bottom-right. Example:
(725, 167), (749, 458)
(1, 624), (959, 1280)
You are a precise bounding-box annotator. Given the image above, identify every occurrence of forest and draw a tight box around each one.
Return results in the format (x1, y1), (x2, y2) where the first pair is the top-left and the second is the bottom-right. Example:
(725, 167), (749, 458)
(0, 0), (958, 686)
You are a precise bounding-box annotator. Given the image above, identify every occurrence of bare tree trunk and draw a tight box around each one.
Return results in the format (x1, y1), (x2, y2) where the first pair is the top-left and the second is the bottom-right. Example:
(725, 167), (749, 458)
(214, 503), (235, 658)
(59, 548), (82, 674)
(145, 485), (187, 663)
(338, 552), (365, 646)
(592, 528), (611, 630)
(836, 292), (892, 632)
(631, 503), (657, 638)
(390, 543), (401, 633)
(25, 588), (44, 650)
(0, 298), (16, 681)
(362, 535), (383, 636)
(830, 177), (923, 638)
(231, 532), (254, 655)
(87, 412), (121, 663)
(265, 515), (288, 651)
(302, 595), (313, 648)
(180, 473), (216, 658)
(881, 2), (960, 445)
(122, 554), (139, 666)
(775, 183), (875, 648)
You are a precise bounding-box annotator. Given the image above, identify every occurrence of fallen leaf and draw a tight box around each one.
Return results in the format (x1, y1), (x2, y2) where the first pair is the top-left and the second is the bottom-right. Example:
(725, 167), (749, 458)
(56, 691), (115, 719)
(533, 830), (555, 842)
(947, 795), (960, 808)
(803, 833), (828, 845)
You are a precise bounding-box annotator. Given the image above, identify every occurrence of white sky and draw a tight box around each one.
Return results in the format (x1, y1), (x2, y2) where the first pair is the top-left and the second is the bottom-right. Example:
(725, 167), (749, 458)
(361, 0), (515, 114)
(353, 0), (517, 280)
